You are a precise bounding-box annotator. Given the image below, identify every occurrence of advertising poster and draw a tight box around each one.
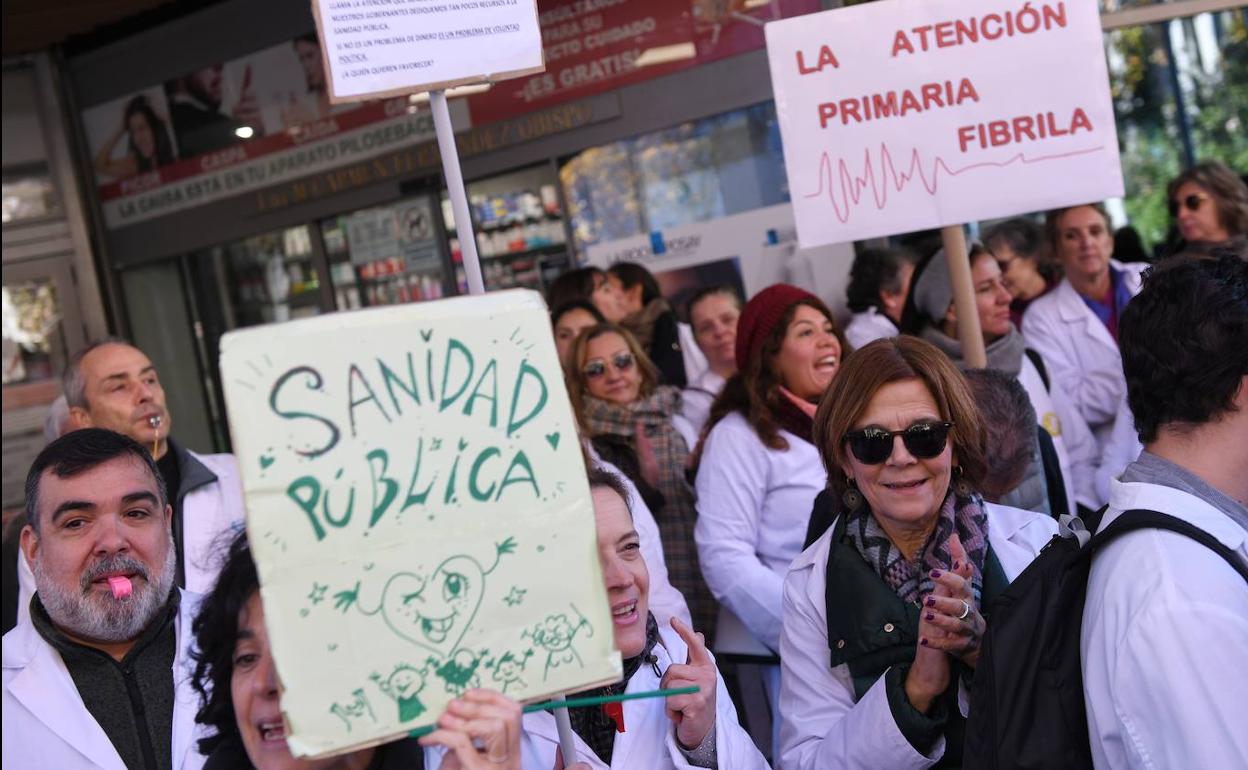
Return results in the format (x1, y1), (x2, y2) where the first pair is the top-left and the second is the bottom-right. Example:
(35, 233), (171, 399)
(766, 0), (1124, 247)
(81, 86), (181, 184)
(219, 290), (621, 757)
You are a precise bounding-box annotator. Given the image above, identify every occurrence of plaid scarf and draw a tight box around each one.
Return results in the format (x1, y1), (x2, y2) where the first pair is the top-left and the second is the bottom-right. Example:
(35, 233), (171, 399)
(568, 613), (662, 765)
(845, 489), (989, 605)
(621, 298), (673, 351)
(582, 387), (719, 637)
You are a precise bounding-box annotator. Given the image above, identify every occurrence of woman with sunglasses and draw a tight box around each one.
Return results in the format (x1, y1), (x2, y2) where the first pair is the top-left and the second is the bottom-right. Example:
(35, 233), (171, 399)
(901, 244), (1096, 518)
(1021, 203), (1148, 471)
(1164, 160), (1248, 257)
(190, 531), (527, 770)
(565, 324), (717, 638)
(778, 337), (1056, 770)
(692, 284), (847, 749)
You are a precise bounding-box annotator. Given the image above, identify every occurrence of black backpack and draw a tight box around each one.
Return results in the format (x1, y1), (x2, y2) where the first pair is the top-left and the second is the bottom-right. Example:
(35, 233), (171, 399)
(964, 507), (1248, 769)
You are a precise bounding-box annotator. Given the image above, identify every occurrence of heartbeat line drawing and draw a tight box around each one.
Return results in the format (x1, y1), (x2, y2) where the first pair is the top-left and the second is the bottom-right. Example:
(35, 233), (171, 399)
(804, 143), (1106, 224)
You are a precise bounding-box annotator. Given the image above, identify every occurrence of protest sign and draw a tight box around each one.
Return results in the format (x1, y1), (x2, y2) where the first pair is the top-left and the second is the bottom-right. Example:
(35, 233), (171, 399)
(312, 0), (546, 102)
(766, 0), (1123, 247)
(220, 290), (621, 757)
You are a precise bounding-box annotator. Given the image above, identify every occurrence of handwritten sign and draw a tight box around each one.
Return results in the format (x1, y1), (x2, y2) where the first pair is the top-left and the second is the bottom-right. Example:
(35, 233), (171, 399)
(220, 290), (620, 757)
(765, 0), (1123, 247)
(313, 0), (545, 102)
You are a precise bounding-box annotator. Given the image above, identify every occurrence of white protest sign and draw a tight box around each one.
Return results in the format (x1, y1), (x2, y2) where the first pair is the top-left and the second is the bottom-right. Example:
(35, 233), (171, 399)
(313, 0), (545, 102)
(766, 0), (1123, 247)
(220, 290), (620, 757)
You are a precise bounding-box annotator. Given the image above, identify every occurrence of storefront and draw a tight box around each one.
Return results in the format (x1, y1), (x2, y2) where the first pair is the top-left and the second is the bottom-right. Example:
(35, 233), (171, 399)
(52, 0), (1248, 455)
(62, 0), (847, 453)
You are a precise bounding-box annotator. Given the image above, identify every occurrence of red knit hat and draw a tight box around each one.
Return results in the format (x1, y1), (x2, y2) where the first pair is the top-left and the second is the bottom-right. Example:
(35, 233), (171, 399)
(735, 284), (821, 370)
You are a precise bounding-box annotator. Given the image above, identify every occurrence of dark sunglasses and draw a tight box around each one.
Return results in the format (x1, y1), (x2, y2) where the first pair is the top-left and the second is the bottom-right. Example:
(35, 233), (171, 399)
(1169, 193), (1208, 217)
(844, 422), (953, 465)
(583, 352), (635, 379)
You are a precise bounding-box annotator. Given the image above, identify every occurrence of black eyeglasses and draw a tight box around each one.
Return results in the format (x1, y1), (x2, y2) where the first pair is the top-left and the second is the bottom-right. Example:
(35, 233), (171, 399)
(844, 422), (953, 465)
(1169, 193), (1209, 217)
(583, 352), (635, 379)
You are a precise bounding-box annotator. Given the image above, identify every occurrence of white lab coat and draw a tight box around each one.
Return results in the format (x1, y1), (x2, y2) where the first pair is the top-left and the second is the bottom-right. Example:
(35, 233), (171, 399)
(518, 622), (771, 769)
(586, 447), (693, 630)
(2, 590), (207, 770)
(1081, 479), (1248, 770)
(1021, 261), (1147, 449)
(678, 321), (710, 387)
(778, 502), (1057, 770)
(843, 308), (898, 350)
(694, 412), (826, 655)
(1094, 400), (1143, 506)
(17, 449), (246, 626)
(682, 369), (727, 442)
(1017, 353), (1100, 511)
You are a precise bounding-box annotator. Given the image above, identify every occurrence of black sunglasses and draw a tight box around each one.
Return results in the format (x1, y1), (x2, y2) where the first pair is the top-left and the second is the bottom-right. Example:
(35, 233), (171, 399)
(583, 352), (635, 379)
(844, 422), (953, 465)
(1168, 193), (1208, 217)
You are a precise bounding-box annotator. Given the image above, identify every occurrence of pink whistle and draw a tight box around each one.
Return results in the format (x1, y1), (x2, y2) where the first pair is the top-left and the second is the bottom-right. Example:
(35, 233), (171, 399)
(107, 576), (133, 600)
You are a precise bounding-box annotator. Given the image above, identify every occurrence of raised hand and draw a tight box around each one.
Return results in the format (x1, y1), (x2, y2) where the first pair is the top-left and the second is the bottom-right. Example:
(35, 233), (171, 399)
(634, 421), (662, 490)
(659, 617), (718, 750)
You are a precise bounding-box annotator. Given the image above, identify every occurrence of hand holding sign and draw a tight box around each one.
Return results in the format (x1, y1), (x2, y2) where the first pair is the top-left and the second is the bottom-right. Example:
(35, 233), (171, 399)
(661, 617), (718, 750)
(420, 689), (522, 770)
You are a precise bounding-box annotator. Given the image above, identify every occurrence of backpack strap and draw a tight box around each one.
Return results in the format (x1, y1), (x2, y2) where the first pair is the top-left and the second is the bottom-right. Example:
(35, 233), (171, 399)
(1036, 426), (1070, 521)
(1024, 348), (1050, 392)
(1088, 508), (1248, 583)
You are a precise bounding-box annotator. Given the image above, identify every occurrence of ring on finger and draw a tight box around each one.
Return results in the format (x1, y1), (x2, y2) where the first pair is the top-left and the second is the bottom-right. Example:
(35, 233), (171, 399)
(957, 599), (971, 620)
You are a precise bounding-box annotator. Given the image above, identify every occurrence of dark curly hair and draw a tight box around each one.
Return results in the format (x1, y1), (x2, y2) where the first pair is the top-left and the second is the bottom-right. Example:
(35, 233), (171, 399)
(545, 267), (607, 310)
(845, 247), (917, 314)
(190, 529), (259, 756)
(1120, 254), (1248, 443)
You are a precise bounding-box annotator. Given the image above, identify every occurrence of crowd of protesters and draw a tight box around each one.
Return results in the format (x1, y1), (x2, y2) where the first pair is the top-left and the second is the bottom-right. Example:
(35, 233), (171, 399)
(3, 160), (1246, 770)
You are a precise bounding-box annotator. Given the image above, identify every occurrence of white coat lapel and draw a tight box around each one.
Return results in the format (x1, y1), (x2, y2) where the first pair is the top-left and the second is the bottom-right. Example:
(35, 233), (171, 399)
(1056, 281), (1117, 355)
(7, 627), (124, 769)
(171, 597), (200, 770)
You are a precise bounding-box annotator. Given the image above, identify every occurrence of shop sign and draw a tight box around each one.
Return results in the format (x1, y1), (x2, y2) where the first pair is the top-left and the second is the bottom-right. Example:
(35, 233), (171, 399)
(345, 206), (400, 266)
(766, 0), (1123, 247)
(312, 0), (544, 101)
(252, 99), (615, 216)
(219, 290), (620, 757)
(467, 0), (821, 124)
(94, 104), (451, 229)
(584, 203), (853, 302)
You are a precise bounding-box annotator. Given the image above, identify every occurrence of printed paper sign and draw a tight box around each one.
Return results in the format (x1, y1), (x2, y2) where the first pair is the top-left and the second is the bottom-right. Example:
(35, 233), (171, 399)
(766, 0), (1123, 246)
(312, 0), (545, 101)
(220, 291), (620, 757)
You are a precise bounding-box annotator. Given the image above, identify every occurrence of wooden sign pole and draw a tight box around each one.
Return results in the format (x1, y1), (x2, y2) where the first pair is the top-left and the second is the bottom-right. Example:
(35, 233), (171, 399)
(940, 225), (987, 369)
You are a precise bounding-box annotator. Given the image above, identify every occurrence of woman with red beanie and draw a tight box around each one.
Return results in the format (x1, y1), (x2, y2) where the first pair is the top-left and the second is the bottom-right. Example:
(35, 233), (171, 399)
(692, 284), (848, 750)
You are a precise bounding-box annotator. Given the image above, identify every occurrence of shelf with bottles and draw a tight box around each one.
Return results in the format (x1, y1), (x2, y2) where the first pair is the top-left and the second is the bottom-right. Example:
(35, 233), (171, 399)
(330, 257), (446, 311)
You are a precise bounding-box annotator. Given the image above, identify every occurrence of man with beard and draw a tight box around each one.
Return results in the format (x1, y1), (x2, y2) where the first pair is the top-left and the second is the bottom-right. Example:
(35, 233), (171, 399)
(6, 338), (244, 634)
(3, 428), (204, 769)
(165, 64), (262, 157)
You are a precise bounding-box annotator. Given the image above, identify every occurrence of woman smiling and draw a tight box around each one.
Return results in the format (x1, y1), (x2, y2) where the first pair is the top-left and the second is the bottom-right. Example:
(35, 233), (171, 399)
(565, 324), (716, 638)
(778, 337), (1055, 770)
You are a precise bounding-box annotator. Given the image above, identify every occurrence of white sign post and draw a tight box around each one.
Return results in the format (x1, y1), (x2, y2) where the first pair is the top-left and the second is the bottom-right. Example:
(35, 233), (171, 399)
(311, 0), (546, 296)
(766, 0), (1123, 365)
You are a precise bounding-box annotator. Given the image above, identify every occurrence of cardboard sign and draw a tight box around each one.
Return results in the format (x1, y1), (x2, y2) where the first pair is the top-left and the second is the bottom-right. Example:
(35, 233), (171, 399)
(220, 291), (620, 757)
(766, 0), (1124, 247)
(312, 0), (545, 102)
